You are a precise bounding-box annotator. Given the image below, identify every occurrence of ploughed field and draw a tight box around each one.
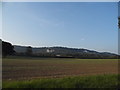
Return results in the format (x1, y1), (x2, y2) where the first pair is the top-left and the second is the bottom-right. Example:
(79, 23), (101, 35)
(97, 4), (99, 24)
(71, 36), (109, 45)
(3, 57), (118, 80)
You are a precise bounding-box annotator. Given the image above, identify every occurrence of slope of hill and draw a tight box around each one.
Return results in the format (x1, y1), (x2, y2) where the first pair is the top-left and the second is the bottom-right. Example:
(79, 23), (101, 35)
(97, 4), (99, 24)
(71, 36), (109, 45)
(13, 45), (118, 59)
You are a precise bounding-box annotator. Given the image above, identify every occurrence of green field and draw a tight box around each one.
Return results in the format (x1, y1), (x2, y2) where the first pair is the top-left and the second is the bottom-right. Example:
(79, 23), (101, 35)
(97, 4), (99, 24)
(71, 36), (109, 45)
(3, 74), (119, 88)
(2, 57), (119, 88)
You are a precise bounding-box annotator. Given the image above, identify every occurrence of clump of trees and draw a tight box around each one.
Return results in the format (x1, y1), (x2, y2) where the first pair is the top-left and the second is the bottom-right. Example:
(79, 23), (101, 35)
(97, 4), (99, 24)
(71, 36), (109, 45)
(2, 40), (15, 57)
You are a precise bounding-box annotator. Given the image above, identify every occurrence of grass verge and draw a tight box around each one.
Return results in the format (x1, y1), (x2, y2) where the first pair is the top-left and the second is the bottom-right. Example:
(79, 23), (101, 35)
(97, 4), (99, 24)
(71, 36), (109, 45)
(3, 74), (119, 88)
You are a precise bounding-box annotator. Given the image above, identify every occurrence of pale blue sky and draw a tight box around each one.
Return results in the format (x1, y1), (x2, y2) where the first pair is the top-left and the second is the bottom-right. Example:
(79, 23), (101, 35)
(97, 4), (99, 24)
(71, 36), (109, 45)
(2, 2), (118, 54)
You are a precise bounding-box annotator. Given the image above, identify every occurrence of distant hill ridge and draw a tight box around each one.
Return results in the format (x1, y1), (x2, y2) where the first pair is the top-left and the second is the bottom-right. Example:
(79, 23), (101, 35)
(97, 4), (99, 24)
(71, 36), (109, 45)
(14, 45), (118, 59)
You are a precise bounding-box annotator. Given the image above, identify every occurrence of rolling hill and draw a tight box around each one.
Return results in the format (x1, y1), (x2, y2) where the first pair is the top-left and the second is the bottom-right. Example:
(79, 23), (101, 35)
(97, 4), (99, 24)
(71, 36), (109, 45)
(14, 45), (118, 59)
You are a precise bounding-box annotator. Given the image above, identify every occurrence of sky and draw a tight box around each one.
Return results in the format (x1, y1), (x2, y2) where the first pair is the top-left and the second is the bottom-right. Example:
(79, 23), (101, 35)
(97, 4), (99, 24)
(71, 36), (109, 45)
(2, 2), (118, 54)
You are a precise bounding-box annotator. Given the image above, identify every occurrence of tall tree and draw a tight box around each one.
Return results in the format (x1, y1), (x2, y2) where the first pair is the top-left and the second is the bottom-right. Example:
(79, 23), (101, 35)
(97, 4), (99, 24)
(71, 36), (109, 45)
(26, 46), (33, 56)
(0, 39), (2, 57)
(118, 16), (120, 28)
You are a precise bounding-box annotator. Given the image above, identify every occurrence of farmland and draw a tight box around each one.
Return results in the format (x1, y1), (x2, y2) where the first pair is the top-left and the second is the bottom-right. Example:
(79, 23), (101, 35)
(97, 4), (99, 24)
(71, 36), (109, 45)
(2, 57), (119, 88)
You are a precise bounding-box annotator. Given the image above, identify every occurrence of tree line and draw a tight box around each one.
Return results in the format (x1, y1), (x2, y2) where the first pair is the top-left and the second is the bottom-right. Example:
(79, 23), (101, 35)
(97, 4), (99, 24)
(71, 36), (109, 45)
(1, 36), (120, 59)
(1, 40), (120, 59)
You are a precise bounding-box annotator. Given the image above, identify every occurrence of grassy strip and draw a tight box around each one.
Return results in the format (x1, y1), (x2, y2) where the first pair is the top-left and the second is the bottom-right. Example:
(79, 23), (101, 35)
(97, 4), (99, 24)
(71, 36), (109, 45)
(3, 74), (119, 88)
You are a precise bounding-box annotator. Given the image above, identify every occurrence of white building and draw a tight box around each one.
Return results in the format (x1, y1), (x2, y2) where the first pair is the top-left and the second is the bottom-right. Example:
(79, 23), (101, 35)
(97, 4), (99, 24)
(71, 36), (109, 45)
(46, 49), (54, 53)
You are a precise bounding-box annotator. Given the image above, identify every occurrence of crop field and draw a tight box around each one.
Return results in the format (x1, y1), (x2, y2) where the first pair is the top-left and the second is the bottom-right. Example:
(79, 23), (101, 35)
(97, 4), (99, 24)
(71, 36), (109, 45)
(3, 57), (118, 80)
(2, 57), (119, 88)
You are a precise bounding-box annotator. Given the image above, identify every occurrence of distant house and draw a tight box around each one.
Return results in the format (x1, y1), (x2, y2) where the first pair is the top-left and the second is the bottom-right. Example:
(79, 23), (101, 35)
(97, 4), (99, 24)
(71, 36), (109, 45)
(46, 48), (54, 53)
(56, 54), (61, 57)
(84, 50), (88, 53)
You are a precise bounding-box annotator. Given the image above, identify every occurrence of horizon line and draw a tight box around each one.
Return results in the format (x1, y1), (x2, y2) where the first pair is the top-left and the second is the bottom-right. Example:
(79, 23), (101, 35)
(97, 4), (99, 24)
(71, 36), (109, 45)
(1, 39), (118, 54)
